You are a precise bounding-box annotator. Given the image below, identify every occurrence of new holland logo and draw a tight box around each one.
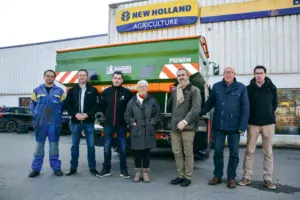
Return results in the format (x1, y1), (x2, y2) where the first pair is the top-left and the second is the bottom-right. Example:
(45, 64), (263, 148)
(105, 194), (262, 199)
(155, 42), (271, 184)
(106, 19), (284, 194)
(121, 11), (130, 21)
(116, 0), (199, 33)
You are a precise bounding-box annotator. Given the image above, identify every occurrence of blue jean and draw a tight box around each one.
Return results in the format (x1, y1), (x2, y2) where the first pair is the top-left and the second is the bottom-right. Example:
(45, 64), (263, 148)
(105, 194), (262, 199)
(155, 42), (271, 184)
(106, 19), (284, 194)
(103, 125), (127, 172)
(70, 123), (96, 169)
(31, 124), (61, 172)
(213, 130), (240, 180)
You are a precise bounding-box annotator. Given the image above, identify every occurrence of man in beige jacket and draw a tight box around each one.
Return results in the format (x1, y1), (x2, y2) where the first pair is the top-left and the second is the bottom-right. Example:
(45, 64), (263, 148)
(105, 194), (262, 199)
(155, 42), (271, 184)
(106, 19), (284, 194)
(167, 68), (201, 187)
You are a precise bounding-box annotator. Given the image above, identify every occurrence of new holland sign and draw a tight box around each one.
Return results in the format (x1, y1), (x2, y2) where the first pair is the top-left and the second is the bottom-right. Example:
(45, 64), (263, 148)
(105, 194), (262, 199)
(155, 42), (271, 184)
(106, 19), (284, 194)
(116, 0), (199, 33)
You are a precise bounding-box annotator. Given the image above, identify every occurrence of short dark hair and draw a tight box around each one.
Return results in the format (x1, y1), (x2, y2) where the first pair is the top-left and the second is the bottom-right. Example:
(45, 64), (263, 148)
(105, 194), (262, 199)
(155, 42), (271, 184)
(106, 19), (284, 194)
(44, 69), (56, 78)
(254, 65), (267, 74)
(78, 69), (88, 76)
(113, 71), (123, 78)
(177, 68), (189, 76)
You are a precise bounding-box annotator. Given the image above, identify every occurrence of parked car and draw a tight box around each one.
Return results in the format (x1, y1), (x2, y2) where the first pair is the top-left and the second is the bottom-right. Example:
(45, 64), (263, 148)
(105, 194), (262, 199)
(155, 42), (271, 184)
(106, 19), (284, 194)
(0, 107), (71, 134)
(0, 107), (33, 132)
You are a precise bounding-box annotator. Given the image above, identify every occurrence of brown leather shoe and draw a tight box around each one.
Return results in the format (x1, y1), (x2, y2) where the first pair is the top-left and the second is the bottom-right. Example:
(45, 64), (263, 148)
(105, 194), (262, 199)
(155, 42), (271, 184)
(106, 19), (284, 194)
(227, 180), (236, 189)
(238, 178), (251, 186)
(208, 178), (222, 185)
(264, 180), (276, 190)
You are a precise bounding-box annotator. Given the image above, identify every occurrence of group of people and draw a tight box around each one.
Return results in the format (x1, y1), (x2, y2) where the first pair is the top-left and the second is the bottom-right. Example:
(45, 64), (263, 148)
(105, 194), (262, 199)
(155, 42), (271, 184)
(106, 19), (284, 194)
(28, 65), (278, 190)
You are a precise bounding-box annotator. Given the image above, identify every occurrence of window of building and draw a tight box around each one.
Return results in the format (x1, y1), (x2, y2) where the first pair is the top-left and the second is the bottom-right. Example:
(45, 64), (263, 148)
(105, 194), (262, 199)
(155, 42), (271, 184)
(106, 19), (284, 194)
(275, 89), (300, 135)
(19, 97), (31, 108)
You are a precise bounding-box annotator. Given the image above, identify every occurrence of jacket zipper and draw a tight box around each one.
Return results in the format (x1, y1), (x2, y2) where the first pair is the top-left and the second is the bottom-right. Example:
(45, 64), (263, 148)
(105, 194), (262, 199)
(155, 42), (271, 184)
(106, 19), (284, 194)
(79, 88), (82, 124)
(113, 89), (117, 126)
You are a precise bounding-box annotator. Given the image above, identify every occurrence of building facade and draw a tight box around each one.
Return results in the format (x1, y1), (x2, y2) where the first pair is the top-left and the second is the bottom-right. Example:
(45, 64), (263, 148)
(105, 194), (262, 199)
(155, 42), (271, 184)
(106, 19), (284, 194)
(1, 0), (299, 143)
(107, 0), (300, 141)
(0, 34), (108, 107)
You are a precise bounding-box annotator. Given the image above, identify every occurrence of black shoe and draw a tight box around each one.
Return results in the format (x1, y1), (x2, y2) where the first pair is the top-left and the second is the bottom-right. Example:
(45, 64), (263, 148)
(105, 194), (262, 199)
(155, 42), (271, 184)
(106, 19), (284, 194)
(120, 169), (130, 179)
(170, 177), (184, 185)
(98, 168), (111, 177)
(181, 178), (191, 187)
(29, 170), (40, 178)
(54, 170), (64, 176)
(66, 168), (77, 176)
(90, 169), (100, 177)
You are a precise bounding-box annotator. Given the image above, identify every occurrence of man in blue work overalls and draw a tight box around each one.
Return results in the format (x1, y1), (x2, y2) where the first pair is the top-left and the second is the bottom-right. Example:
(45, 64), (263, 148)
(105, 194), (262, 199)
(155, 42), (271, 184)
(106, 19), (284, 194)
(29, 69), (65, 178)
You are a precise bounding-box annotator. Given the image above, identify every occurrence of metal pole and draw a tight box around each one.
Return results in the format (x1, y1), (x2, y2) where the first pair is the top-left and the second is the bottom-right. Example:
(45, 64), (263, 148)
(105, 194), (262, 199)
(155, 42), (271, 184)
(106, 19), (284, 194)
(164, 92), (168, 113)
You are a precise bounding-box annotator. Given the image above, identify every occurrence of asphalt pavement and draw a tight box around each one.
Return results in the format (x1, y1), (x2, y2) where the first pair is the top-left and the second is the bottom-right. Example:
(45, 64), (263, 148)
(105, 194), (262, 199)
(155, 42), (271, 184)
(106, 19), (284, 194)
(0, 132), (299, 200)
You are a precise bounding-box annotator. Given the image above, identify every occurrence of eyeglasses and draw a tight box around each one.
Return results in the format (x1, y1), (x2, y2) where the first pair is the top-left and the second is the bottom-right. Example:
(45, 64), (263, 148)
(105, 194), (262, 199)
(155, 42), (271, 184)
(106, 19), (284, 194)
(224, 71), (235, 75)
(138, 86), (147, 89)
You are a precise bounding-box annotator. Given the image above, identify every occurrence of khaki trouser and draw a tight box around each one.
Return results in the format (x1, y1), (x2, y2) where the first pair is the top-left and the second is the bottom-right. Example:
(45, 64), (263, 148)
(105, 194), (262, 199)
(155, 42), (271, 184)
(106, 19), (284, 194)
(243, 124), (275, 181)
(171, 131), (195, 180)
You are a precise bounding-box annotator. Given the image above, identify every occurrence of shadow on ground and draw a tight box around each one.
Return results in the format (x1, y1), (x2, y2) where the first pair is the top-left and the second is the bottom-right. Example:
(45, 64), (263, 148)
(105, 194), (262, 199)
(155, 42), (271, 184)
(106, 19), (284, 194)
(236, 180), (300, 195)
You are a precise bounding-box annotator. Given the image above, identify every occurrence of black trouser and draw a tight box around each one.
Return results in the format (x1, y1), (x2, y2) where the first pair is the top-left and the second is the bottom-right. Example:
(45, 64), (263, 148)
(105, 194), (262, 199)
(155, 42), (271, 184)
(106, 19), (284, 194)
(134, 149), (151, 168)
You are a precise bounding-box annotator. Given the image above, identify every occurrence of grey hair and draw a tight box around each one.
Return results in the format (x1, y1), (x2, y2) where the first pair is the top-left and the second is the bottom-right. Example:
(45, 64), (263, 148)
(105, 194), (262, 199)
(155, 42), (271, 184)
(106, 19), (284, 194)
(224, 66), (236, 73)
(137, 80), (148, 87)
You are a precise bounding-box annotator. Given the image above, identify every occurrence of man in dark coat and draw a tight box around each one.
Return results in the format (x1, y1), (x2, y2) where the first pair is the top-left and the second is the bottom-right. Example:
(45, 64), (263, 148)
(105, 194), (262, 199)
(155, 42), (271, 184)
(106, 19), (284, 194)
(99, 71), (132, 179)
(238, 66), (278, 190)
(64, 69), (101, 177)
(199, 66), (250, 189)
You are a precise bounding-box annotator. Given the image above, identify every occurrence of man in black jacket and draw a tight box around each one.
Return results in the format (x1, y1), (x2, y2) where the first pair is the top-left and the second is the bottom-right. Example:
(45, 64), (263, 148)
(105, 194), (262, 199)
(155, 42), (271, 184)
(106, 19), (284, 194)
(238, 66), (278, 190)
(99, 71), (132, 179)
(64, 69), (101, 177)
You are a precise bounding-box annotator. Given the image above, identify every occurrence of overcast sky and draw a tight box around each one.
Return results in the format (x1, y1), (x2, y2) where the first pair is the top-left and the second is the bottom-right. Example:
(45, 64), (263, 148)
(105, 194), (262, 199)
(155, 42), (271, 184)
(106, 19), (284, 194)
(0, 0), (126, 47)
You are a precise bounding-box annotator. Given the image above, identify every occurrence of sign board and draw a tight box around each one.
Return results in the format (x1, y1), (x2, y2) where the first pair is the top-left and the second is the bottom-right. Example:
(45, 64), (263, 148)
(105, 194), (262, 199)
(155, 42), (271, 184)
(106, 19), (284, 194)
(169, 57), (192, 63)
(106, 65), (132, 75)
(116, 0), (199, 33)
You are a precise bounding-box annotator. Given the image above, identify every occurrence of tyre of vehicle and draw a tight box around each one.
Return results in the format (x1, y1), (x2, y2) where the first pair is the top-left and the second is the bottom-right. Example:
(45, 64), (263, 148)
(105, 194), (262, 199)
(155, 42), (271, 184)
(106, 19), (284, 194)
(5, 120), (18, 132)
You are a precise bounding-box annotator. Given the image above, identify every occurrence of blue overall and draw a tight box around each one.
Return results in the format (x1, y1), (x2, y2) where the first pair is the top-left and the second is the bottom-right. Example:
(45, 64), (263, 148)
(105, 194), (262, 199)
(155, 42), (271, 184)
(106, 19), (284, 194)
(30, 84), (65, 172)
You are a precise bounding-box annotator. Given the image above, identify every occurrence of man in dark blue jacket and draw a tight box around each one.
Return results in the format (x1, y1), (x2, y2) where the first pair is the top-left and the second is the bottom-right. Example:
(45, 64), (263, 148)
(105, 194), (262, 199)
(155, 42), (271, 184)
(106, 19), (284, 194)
(199, 66), (249, 189)
(29, 70), (65, 178)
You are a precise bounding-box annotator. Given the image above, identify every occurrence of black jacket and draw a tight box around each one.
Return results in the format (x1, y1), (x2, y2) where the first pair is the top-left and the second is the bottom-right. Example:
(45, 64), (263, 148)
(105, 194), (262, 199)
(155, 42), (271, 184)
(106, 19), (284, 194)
(101, 85), (132, 127)
(64, 83), (100, 124)
(247, 77), (278, 126)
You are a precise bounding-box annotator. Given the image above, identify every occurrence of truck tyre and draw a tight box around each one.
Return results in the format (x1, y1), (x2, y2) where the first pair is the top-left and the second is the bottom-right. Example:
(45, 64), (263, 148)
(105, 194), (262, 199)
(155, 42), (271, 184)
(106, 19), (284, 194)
(194, 148), (210, 161)
(193, 131), (211, 161)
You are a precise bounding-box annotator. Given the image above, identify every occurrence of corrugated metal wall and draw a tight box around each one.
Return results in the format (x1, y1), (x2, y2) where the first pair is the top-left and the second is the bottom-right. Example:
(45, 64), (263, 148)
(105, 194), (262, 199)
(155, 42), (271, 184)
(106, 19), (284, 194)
(108, 0), (300, 75)
(0, 35), (108, 95)
(200, 14), (300, 75)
